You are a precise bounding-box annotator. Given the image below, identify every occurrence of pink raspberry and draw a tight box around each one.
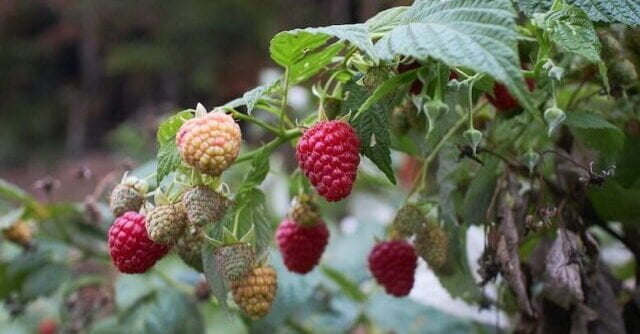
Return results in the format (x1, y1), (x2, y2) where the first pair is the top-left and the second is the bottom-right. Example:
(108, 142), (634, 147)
(108, 212), (170, 274)
(276, 218), (329, 274)
(295, 120), (360, 202)
(368, 240), (417, 297)
(176, 112), (242, 177)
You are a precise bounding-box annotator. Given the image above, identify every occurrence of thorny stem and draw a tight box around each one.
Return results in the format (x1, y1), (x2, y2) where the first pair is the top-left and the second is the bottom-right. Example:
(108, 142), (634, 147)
(408, 101), (487, 198)
(227, 108), (280, 135)
(565, 77), (589, 110)
(280, 68), (290, 132)
(234, 128), (302, 165)
(540, 149), (590, 172)
(256, 102), (294, 128)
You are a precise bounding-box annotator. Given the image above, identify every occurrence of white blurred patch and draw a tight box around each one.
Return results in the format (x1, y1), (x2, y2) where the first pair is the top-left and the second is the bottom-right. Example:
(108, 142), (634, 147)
(410, 226), (507, 328)
(348, 193), (395, 226)
(288, 86), (310, 111)
(341, 216), (359, 235)
(258, 68), (281, 86)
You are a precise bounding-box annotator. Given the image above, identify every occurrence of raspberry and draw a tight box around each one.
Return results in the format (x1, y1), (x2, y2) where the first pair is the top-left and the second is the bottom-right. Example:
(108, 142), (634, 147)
(397, 61), (422, 94)
(368, 240), (417, 297)
(2, 220), (32, 247)
(182, 186), (232, 226)
(295, 120), (360, 202)
(38, 318), (58, 334)
(231, 266), (277, 319)
(175, 225), (205, 272)
(363, 66), (392, 91)
(276, 218), (329, 274)
(392, 205), (425, 237)
(214, 243), (255, 282)
(390, 99), (422, 135)
(487, 79), (535, 112)
(176, 112), (242, 177)
(289, 194), (320, 227)
(109, 183), (144, 218)
(414, 224), (449, 271)
(108, 212), (169, 274)
(146, 204), (187, 245)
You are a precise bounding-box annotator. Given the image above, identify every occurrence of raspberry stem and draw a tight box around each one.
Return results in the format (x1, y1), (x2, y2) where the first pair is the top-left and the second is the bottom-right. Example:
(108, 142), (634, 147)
(227, 108), (280, 135)
(280, 68), (290, 133)
(234, 128), (302, 165)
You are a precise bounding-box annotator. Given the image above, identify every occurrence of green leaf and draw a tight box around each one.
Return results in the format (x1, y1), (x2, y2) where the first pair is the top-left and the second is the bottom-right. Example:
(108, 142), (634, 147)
(564, 111), (621, 131)
(156, 144), (182, 186)
(320, 265), (367, 302)
(589, 180), (640, 225)
(353, 67), (419, 119)
(0, 206), (24, 229)
(0, 178), (28, 202)
(143, 290), (204, 334)
(235, 190), (272, 257)
(462, 158), (500, 226)
(270, 31), (345, 84)
(289, 42), (344, 84)
(565, 112), (624, 162)
(236, 150), (270, 198)
(366, 6), (409, 34)
(242, 84), (272, 115)
(21, 263), (70, 300)
(156, 110), (194, 184)
(375, 0), (534, 113)
(366, 294), (478, 333)
(517, 0), (553, 16)
(156, 110), (194, 145)
(202, 243), (229, 311)
(270, 31), (331, 68)
(613, 137), (640, 187)
(518, 0), (640, 25)
(568, 0), (640, 26)
(294, 24), (378, 61)
(343, 80), (398, 184)
(544, 6), (601, 63)
(433, 145), (484, 303)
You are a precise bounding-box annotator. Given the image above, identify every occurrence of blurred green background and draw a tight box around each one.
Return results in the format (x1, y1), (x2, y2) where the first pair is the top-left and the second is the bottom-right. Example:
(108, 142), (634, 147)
(0, 1), (506, 333)
(0, 0), (406, 195)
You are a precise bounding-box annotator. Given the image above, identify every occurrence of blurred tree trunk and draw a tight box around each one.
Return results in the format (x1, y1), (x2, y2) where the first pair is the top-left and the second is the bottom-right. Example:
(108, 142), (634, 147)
(66, 1), (100, 156)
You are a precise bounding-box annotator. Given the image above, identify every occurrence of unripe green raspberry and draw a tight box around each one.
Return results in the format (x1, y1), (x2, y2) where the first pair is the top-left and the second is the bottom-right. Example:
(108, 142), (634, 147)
(414, 223), (449, 271)
(182, 186), (232, 226)
(390, 99), (421, 135)
(175, 225), (205, 272)
(109, 184), (144, 218)
(392, 205), (425, 237)
(146, 204), (187, 245)
(214, 243), (255, 282)
(176, 112), (242, 177)
(289, 194), (320, 226)
(123, 176), (148, 194)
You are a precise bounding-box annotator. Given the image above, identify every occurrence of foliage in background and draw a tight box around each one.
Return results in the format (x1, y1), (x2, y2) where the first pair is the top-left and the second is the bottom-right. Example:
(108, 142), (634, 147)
(2, 0), (640, 332)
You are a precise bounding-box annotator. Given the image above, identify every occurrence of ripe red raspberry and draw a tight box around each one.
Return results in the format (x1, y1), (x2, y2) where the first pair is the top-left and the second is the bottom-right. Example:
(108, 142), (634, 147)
(38, 318), (58, 334)
(108, 212), (169, 274)
(368, 240), (417, 297)
(176, 112), (242, 177)
(295, 120), (360, 202)
(276, 218), (329, 274)
(397, 61), (422, 94)
(487, 79), (535, 112)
